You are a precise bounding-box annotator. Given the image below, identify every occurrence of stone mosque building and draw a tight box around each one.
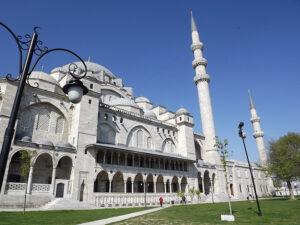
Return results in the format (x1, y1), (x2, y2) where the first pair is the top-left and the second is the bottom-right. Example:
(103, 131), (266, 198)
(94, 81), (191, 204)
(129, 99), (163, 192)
(0, 13), (273, 208)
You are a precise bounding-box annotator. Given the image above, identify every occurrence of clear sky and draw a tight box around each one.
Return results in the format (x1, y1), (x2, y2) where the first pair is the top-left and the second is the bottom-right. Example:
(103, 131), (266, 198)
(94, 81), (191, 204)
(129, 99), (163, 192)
(1, 0), (299, 163)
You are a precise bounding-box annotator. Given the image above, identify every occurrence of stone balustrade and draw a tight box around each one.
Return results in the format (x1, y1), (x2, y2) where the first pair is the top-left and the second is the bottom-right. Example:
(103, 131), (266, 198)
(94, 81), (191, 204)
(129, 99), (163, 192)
(94, 193), (181, 207)
(6, 182), (50, 194)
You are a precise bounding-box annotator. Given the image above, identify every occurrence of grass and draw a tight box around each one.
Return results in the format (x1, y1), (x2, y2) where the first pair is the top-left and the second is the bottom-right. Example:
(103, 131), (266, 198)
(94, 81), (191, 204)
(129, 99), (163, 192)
(113, 198), (300, 225)
(0, 207), (151, 225)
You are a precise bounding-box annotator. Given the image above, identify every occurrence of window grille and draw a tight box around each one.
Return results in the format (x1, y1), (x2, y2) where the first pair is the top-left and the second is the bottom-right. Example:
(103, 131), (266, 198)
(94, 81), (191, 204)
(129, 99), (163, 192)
(56, 117), (64, 134)
(36, 110), (50, 131)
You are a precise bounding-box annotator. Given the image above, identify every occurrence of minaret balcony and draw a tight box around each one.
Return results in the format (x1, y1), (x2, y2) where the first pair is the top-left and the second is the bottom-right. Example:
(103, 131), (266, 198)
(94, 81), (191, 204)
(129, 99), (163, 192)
(253, 131), (264, 138)
(190, 42), (204, 51)
(250, 117), (261, 123)
(193, 73), (210, 84)
(192, 58), (207, 68)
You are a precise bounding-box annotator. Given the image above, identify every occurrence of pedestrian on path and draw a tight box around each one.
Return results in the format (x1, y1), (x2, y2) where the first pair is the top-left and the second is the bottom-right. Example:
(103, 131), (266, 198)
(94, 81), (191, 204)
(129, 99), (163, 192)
(159, 197), (163, 207)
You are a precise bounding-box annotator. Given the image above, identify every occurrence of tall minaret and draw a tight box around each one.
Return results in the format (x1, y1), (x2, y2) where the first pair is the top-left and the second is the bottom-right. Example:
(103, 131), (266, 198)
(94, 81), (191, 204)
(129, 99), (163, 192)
(191, 11), (220, 165)
(248, 90), (267, 166)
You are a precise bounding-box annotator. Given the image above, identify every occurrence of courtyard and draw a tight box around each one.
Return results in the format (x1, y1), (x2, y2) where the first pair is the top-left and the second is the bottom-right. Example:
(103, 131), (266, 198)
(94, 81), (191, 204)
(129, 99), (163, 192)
(0, 198), (299, 225)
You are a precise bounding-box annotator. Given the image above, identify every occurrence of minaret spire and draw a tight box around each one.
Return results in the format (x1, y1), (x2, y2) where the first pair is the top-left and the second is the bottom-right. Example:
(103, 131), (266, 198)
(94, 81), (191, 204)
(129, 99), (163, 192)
(191, 12), (220, 165)
(190, 11), (198, 32)
(248, 90), (255, 109)
(249, 91), (267, 166)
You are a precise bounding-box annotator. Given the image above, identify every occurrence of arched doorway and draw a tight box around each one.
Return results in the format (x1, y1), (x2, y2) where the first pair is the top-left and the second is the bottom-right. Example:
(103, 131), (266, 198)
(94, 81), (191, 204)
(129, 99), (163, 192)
(146, 174), (154, 193)
(7, 151), (30, 183)
(166, 179), (170, 193)
(181, 176), (187, 193)
(126, 177), (132, 193)
(33, 153), (53, 184)
(56, 156), (72, 180)
(197, 172), (203, 193)
(111, 172), (124, 192)
(134, 173), (144, 193)
(171, 176), (179, 192)
(204, 171), (211, 195)
(156, 175), (164, 193)
(94, 171), (109, 192)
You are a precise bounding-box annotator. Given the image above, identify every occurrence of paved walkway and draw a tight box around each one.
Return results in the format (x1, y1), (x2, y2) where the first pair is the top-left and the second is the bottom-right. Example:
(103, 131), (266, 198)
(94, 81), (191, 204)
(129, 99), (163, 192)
(78, 206), (168, 225)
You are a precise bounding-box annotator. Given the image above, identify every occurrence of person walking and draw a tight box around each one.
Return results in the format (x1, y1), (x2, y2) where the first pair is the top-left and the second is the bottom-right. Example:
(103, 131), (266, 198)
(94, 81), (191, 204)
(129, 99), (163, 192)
(159, 197), (163, 207)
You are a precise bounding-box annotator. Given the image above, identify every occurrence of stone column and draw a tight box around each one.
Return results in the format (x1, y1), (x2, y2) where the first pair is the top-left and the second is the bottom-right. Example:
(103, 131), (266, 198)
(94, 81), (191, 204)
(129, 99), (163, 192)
(154, 181), (157, 193)
(148, 158), (151, 168)
(50, 167), (57, 195)
(125, 154), (128, 166)
(124, 182), (126, 193)
(163, 159), (166, 169)
(118, 153), (120, 165)
(169, 182), (172, 193)
(109, 180), (112, 193)
(138, 156), (141, 167)
(179, 182), (181, 192)
(131, 181), (134, 193)
(103, 151), (106, 164)
(132, 155), (135, 167)
(0, 160), (11, 195)
(26, 166), (34, 194)
(164, 182), (167, 193)
(110, 153), (113, 164)
(202, 177), (205, 193)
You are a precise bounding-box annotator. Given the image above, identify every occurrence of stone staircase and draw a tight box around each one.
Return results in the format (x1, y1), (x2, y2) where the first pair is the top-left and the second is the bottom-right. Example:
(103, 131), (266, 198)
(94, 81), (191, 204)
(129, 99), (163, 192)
(42, 198), (97, 210)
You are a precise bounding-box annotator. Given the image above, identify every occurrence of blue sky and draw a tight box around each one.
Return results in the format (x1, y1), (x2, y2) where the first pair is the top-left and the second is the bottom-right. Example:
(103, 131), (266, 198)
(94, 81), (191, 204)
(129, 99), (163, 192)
(1, 0), (299, 163)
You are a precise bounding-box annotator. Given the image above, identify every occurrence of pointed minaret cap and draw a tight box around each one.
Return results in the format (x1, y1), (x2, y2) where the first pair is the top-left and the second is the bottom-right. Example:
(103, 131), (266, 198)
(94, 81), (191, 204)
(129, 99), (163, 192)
(248, 90), (255, 109)
(190, 11), (198, 32)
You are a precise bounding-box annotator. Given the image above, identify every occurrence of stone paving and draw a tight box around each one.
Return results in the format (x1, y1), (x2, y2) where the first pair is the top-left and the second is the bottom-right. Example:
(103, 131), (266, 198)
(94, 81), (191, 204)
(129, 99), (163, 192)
(78, 206), (168, 225)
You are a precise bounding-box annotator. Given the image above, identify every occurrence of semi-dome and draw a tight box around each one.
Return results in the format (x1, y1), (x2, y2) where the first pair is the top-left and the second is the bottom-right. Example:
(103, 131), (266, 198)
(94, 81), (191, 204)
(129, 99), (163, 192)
(21, 136), (32, 142)
(50, 61), (116, 79)
(56, 141), (74, 149)
(143, 109), (157, 119)
(36, 139), (54, 146)
(109, 97), (139, 108)
(29, 71), (60, 86)
(135, 96), (151, 103)
(176, 107), (189, 116)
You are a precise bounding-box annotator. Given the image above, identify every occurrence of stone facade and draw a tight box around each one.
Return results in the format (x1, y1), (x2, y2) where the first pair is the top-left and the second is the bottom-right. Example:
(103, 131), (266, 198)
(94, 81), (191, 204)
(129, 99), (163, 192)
(0, 13), (273, 208)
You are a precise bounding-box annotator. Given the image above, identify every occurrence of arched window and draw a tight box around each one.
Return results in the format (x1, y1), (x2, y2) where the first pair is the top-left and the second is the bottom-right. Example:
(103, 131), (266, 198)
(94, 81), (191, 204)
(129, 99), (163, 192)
(162, 139), (176, 153)
(55, 116), (64, 134)
(137, 130), (143, 148)
(127, 126), (152, 149)
(36, 109), (50, 131)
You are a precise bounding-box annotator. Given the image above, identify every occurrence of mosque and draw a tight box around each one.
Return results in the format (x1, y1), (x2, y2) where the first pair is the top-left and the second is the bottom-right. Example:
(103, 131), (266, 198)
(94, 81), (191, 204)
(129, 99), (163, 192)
(0, 13), (273, 208)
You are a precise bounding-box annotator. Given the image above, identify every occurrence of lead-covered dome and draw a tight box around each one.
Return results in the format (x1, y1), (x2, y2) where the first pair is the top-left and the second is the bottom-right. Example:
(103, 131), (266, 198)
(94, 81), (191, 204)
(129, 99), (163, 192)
(109, 97), (139, 108)
(135, 96), (151, 103)
(176, 107), (189, 116)
(29, 71), (60, 86)
(143, 109), (157, 119)
(51, 61), (116, 79)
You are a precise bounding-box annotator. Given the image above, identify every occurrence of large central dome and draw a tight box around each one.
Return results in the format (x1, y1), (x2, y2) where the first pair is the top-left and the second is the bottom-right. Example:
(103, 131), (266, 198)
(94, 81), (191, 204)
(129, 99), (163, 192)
(50, 61), (116, 79)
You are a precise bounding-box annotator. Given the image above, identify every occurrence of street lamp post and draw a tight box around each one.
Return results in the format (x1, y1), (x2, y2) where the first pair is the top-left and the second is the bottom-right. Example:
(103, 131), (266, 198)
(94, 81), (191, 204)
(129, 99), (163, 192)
(0, 22), (88, 191)
(238, 122), (262, 216)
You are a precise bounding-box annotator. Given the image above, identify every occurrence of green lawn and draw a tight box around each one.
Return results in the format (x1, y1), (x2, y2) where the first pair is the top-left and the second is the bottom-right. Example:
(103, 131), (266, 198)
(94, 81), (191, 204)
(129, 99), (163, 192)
(113, 198), (300, 225)
(0, 207), (150, 225)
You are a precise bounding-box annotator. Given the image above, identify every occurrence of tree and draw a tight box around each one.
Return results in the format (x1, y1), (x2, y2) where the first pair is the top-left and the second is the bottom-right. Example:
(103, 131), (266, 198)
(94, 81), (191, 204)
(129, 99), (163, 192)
(268, 132), (300, 200)
(215, 137), (233, 215)
(19, 150), (36, 214)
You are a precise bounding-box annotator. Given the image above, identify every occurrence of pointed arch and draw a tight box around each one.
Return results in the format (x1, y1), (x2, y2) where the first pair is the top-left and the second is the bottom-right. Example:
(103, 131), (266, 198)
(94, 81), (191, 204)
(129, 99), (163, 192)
(162, 138), (176, 153)
(126, 125), (152, 149)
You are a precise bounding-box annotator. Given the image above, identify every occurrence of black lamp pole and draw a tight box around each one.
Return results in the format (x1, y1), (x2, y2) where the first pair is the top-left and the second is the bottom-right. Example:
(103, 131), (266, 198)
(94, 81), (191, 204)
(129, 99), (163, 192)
(0, 22), (88, 191)
(238, 122), (262, 216)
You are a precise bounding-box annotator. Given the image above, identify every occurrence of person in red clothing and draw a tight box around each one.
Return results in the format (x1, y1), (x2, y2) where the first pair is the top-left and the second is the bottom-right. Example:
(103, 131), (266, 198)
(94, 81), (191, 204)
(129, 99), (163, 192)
(159, 197), (163, 207)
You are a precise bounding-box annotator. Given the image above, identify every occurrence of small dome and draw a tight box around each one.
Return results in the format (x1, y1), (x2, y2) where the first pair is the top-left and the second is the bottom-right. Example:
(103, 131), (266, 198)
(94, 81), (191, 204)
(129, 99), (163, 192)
(143, 109), (157, 119)
(135, 96), (151, 103)
(36, 139), (54, 146)
(29, 71), (60, 86)
(21, 136), (32, 142)
(56, 141), (74, 148)
(109, 97), (139, 108)
(50, 61), (116, 79)
(176, 107), (189, 116)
